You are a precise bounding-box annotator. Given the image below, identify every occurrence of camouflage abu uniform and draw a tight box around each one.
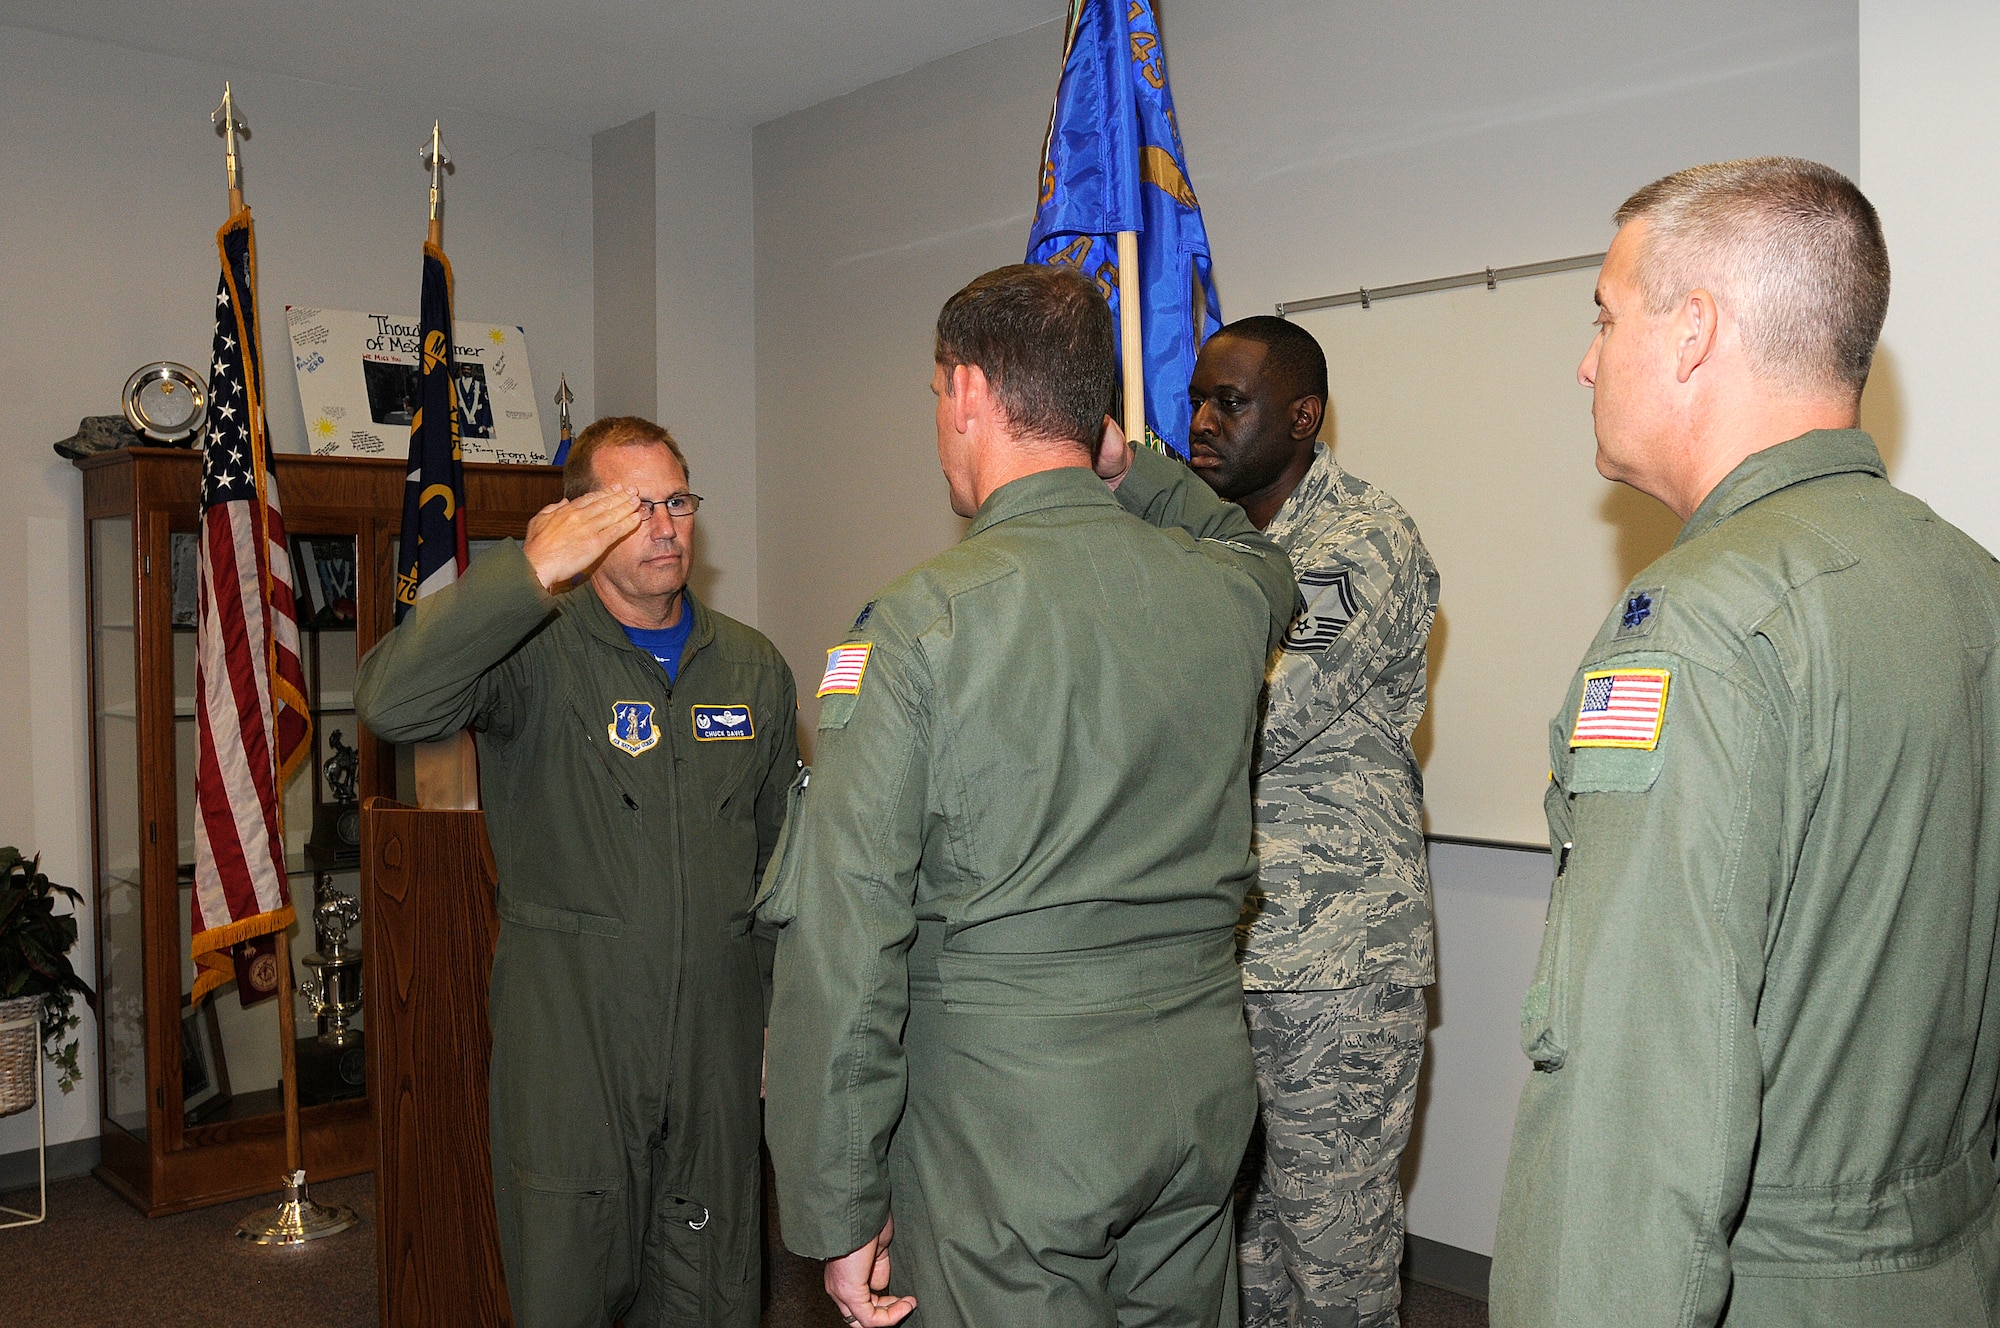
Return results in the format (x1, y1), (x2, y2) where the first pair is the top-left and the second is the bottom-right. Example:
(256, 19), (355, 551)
(1237, 442), (1439, 1328)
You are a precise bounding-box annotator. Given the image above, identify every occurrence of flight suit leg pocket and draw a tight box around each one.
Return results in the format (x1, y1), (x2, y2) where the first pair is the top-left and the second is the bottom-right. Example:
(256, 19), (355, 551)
(507, 1166), (628, 1328)
(630, 1161), (760, 1328)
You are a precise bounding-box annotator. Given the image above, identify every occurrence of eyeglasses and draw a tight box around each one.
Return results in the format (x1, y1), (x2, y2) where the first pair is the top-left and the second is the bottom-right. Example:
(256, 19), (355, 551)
(636, 492), (702, 520)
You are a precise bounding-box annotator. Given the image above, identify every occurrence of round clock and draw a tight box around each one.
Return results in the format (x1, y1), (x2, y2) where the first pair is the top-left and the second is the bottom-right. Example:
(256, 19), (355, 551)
(122, 362), (209, 444)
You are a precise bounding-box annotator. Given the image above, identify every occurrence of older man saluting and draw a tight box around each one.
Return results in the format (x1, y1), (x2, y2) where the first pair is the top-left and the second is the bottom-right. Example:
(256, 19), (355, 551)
(358, 416), (798, 1328)
(1494, 158), (2000, 1327)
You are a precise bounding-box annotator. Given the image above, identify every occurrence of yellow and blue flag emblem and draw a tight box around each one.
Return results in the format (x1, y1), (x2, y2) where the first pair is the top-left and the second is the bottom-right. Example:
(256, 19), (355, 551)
(1027, 0), (1220, 457)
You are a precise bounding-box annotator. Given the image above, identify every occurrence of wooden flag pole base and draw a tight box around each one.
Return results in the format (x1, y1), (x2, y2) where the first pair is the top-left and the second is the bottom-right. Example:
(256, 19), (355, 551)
(235, 927), (358, 1245)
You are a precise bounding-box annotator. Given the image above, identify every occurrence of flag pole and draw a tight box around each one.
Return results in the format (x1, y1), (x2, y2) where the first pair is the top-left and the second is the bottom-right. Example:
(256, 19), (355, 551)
(412, 121), (481, 810)
(1117, 230), (1144, 447)
(211, 85), (356, 1246)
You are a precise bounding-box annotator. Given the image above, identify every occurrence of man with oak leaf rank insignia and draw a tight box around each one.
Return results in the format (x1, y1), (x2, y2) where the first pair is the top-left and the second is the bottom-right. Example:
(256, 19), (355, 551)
(1187, 315), (1439, 1328)
(356, 415), (798, 1328)
(1491, 159), (2000, 1327)
(760, 265), (1297, 1328)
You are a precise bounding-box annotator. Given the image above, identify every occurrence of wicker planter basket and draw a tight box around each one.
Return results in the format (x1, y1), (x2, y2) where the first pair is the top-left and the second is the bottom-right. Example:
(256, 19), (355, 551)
(0, 995), (43, 1117)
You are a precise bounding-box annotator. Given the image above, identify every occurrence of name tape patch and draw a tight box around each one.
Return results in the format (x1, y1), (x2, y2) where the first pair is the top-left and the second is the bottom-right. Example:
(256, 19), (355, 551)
(817, 643), (872, 698)
(608, 700), (660, 756)
(1570, 668), (1670, 750)
(692, 704), (755, 741)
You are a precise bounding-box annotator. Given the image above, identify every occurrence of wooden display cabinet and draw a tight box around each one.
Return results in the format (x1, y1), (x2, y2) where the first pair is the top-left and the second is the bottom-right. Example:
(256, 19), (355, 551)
(77, 447), (559, 1215)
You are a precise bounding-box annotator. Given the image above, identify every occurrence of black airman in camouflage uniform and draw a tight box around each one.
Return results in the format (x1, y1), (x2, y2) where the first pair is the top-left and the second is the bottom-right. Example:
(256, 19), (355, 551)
(1189, 318), (1439, 1328)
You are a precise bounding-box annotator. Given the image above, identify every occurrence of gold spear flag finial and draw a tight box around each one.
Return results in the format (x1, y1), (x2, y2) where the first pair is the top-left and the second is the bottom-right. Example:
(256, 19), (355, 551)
(553, 373), (576, 464)
(211, 82), (248, 211)
(420, 119), (453, 245)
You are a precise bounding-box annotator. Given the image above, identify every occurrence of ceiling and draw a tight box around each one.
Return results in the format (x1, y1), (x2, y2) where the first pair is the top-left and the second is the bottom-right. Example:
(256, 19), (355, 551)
(0, 0), (1068, 132)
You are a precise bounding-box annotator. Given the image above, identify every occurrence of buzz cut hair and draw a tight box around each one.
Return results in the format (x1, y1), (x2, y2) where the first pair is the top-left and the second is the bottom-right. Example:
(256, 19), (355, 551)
(1210, 316), (1330, 404)
(562, 415), (690, 500)
(1615, 157), (1890, 398)
(935, 264), (1115, 450)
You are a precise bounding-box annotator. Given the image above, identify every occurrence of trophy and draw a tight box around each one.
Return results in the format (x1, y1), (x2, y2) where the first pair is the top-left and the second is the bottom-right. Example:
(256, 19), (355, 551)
(308, 730), (361, 868)
(298, 892), (362, 1049)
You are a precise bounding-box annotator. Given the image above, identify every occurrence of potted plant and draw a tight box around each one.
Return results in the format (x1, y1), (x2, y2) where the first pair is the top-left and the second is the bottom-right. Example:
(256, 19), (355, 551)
(0, 847), (94, 1105)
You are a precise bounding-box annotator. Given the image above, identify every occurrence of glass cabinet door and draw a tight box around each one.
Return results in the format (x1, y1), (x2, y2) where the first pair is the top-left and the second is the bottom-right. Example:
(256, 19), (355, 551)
(91, 517), (147, 1140)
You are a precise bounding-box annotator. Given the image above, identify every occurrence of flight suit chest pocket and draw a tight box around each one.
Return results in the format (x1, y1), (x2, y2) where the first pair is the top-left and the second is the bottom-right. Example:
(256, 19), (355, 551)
(752, 766), (811, 927)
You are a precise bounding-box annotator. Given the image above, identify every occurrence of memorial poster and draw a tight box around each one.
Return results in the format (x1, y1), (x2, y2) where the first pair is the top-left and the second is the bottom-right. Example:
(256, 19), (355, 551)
(285, 306), (547, 463)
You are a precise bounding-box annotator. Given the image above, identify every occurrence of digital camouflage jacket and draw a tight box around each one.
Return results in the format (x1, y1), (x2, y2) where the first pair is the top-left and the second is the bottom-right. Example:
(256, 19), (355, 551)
(1243, 442), (1439, 991)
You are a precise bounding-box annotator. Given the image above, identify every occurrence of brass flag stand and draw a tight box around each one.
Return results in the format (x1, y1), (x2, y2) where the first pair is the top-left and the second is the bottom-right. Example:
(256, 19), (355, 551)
(209, 82), (357, 1247)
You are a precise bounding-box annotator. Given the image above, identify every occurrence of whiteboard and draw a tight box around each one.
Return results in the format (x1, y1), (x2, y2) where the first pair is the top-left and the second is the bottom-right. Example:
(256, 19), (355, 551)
(1294, 265), (1681, 847)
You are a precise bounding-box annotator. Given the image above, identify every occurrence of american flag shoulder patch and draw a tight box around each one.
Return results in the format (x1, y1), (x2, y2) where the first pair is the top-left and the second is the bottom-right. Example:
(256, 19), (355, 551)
(1570, 668), (1671, 750)
(817, 642), (873, 698)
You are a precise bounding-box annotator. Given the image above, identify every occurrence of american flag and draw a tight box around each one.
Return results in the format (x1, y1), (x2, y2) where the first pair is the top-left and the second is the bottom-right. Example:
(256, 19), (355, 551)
(1570, 668), (1670, 749)
(817, 643), (873, 697)
(189, 210), (312, 1004)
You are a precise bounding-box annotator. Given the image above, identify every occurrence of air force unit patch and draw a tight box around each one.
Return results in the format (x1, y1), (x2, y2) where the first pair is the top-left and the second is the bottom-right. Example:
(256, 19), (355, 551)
(608, 700), (660, 756)
(692, 705), (755, 741)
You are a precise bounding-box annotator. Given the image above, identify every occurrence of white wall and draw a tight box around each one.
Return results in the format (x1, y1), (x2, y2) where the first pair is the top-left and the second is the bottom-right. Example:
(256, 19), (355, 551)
(659, 113), (760, 625)
(1859, 1), (2000, 556)
(0, 24), (592, 1156)
(751, 0), (1858, 1259)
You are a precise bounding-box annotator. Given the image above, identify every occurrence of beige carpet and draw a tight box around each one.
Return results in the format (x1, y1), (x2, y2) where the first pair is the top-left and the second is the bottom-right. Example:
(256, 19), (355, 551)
(0, 1168), (1486, 1327)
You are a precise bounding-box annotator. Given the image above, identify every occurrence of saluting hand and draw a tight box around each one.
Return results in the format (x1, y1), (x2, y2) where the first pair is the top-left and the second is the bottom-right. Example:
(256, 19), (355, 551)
(824, 1215), (916, 1327)
(523, 487), (643, 589)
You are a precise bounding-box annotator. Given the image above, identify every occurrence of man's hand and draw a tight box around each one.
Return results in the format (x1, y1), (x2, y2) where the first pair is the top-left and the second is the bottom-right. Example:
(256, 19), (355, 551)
(523, 488), (642, 590)
(1094, 415), (1134, 490)
(824, 1215), (916, 1326)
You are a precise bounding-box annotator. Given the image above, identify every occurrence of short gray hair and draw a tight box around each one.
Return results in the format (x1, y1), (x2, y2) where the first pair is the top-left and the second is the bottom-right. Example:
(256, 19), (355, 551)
(1616, 157), (1889, 397)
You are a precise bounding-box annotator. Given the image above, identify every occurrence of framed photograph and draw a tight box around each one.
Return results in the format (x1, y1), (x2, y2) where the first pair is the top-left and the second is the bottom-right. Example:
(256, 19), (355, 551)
(285, 305), (546, 463)
(306, 536), (357, 628)
(179, 995), (231, 1125)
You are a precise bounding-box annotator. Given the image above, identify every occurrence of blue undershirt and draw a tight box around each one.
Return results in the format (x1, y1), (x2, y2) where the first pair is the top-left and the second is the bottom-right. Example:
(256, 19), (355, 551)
(621, 602), (694, 682)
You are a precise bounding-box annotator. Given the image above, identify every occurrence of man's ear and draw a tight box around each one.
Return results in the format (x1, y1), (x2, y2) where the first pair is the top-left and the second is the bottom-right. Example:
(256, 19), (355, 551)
(1290, 393), (1325, 443)
(1673, 288), (1722, 385)
(952, 363), (987, 435)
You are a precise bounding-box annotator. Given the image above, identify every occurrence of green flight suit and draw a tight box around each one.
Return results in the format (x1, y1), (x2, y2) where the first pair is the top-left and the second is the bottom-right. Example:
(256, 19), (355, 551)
(355, 541), (799, 1328)
(1492, 431), (2000, 1327)
(760, 450), (1297, 1328)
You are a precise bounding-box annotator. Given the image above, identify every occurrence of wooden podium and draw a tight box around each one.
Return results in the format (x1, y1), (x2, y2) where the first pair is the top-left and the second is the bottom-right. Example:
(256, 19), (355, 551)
(363, 797), (513, 1326)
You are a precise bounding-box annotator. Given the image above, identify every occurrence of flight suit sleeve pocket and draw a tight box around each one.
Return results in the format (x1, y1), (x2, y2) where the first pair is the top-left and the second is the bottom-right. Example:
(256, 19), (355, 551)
(1519, 864), (1576, 1072)
(752, 765), (812, 927)
(1567, 744), (1668, 793)
(497, 897), (627, 938)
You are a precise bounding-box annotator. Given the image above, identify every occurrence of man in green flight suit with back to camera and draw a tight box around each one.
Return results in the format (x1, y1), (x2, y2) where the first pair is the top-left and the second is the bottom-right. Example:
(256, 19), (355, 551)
(1492, 158), (2000, 1325)
(761, 264), (1297, 1328)
(356, 415), (799, 1328)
